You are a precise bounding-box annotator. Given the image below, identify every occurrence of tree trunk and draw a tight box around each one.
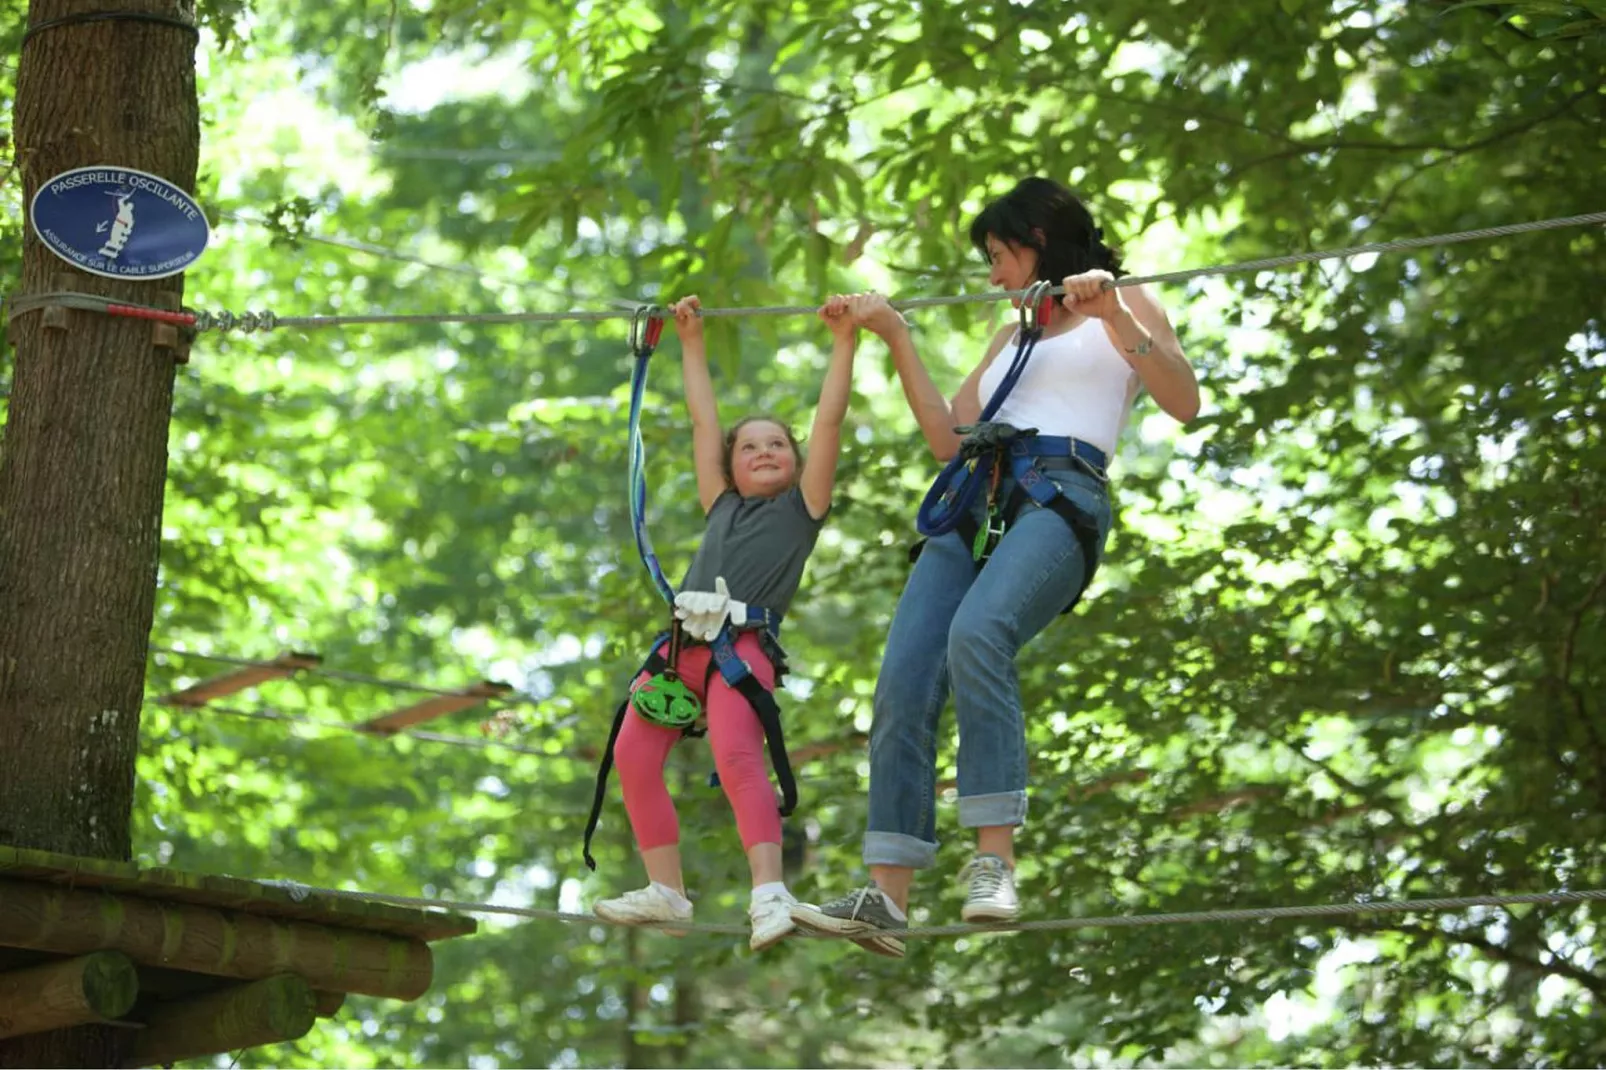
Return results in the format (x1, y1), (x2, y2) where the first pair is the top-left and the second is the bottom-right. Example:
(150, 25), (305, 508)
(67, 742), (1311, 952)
(666, 972), (699, 1066)
(622, 927), (650, 1070)
(0, 0), (198, 1065)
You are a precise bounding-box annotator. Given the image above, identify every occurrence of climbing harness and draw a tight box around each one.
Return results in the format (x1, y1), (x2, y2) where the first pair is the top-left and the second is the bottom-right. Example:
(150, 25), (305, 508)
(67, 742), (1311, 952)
(582, 307), (799, 870)
(704, 616), (795, 816)
(909, 283), (1111, 610)
(582, 615), (799, 871)
(914, 280), (1054, 543)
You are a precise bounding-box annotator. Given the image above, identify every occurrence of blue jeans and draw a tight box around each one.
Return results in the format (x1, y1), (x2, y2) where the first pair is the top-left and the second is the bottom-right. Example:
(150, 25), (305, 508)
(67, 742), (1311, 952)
(863, 464), (1113, 869)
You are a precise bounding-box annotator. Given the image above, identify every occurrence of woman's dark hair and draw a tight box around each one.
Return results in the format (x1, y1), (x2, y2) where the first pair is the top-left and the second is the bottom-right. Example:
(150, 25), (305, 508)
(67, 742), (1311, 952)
(968, 177), (1125, 282)
(723, 414), (803, 487)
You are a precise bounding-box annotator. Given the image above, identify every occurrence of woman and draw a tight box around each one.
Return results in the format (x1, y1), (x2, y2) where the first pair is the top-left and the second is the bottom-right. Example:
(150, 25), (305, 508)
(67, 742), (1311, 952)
(791, 177), (1200, 957)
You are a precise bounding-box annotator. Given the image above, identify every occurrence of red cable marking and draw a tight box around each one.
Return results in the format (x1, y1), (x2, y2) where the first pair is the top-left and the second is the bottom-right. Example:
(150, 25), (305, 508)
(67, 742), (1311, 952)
(104, 303), (197, 327)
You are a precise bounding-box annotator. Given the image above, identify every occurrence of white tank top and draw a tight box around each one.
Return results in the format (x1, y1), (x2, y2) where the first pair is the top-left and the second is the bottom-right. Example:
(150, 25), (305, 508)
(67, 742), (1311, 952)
(975, 318), (1140, 457)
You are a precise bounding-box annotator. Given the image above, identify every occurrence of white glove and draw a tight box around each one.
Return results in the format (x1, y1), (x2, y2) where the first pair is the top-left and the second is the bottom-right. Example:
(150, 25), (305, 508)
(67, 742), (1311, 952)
(674, 576), (748, 642)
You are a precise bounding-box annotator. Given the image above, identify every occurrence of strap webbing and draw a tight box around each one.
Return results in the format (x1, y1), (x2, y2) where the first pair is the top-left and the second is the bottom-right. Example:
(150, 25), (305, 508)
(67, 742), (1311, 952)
(735, 675), (797, 816)
(582, 646), (668, 870)
(626, 310), (674, 604)
(916, 285), (1055, 539)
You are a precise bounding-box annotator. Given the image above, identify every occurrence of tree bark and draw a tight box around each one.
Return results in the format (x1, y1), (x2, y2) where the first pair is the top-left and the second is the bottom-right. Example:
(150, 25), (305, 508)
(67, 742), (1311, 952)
(0, 0), (198, 1064)
(666, 972), (699, 1066)
(0, 0), (198, 853)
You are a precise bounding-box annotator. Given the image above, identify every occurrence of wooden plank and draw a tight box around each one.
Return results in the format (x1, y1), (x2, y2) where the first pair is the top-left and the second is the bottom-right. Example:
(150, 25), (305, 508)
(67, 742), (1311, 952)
(127, 968), (348, 1017)
(128, 974), (315, 1068)
(0, 847), (477, 942)
(0, 878), (435, 1000)
(0, 947), (52, 974)
(358, 680), (513, 734)
(130, 868), (478, 942)
(0, 952), (140, 1040)
(312, 990), (346, 1017)
(131, 963), (224, 1002)
(0, 846), (141, 885)
(160, 651), (322, 707)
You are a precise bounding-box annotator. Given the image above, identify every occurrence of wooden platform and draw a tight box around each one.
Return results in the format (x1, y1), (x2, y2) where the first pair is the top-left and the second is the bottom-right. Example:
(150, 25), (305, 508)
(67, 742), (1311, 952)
(0, 846), (477, 1066)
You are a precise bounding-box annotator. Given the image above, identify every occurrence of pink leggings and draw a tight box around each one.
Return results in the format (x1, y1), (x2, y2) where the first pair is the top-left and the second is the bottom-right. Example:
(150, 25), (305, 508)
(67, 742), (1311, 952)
(615, 631), (782, 853)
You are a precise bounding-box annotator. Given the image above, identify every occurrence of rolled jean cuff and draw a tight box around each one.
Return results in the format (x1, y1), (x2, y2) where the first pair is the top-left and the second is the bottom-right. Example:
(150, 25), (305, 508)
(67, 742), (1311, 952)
(863, 830), (938, 870)
(958, 790), (1027, 828)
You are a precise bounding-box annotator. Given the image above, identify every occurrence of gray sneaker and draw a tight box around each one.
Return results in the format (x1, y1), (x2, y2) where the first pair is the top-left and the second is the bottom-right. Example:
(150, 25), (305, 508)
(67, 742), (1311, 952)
(959, 853), (1019, 923)
(790, 885), (907, 958)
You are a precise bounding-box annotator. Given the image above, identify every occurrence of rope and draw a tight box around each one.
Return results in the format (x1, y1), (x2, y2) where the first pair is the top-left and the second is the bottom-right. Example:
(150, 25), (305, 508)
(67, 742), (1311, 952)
(181, 702), (555, 757)
(3, 291), (199, 326)
(290, 884), (1606, 940)
(149, 644), (537, 705)
(218, 211), (644, 311)
(21, 10), (199, 45)
(6, 210), (1601, 333)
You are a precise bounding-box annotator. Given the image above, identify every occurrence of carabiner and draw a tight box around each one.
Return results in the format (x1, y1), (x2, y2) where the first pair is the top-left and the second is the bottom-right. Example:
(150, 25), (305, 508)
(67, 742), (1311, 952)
(642, 304), (665, 351)
(1018, 280), (1052, 335)
(628, 305), (644, 355)
(631, 304), (666, 358)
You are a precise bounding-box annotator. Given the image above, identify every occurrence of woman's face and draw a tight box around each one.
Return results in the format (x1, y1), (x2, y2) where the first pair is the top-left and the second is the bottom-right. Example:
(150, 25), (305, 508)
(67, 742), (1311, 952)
(985, 234), (1041, 295)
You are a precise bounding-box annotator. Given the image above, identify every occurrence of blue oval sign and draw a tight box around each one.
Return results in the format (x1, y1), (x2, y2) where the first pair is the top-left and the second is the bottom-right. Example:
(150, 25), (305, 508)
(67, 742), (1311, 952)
(30, 166), (210, 281)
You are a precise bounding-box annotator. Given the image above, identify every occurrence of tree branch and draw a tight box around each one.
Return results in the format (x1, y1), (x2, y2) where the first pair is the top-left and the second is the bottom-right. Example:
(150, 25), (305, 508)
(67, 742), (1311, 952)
(1555, 566), (1606, 804)
(1218, 81), (1599, 191)
(1356, 920), (1606, 1001)
(1425, 0), (1537, 42)
(1281, 735), (1374, 802)
(1559, 568), (1606, 687)
(708, 7), (1034, 153)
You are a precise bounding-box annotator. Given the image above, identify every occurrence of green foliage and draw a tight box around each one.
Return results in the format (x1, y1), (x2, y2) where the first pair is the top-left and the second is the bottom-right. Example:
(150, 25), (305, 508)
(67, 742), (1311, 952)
(5, 0), (1604, 1064)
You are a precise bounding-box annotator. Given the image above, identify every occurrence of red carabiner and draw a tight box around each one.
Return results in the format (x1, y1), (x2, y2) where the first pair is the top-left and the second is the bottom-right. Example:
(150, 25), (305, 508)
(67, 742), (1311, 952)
(631, 304), (667, 358)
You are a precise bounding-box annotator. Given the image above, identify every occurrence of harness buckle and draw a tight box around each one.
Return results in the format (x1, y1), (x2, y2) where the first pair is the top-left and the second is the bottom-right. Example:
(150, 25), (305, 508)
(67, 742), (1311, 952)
(954, 421), (1038, 462)
(1072, 449), (1111, 485)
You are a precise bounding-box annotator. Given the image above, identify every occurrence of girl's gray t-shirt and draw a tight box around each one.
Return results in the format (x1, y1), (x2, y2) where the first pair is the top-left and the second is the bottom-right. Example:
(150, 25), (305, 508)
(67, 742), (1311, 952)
(679, 486), (825, 618)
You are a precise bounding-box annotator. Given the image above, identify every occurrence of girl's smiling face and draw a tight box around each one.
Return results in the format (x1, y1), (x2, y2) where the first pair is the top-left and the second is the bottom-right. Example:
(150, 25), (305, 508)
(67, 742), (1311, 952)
(728, 419), (798, 497)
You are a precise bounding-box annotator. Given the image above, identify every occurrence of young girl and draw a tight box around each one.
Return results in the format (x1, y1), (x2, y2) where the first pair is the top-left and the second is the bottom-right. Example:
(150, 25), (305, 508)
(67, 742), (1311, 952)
(587, 293), (857, 950)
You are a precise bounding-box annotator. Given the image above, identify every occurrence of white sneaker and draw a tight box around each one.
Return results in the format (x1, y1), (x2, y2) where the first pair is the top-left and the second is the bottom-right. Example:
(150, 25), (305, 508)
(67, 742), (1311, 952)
(748, 889), (798, 951)
(959, 854), (1019, 923)
(594, 882), (693, 934)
